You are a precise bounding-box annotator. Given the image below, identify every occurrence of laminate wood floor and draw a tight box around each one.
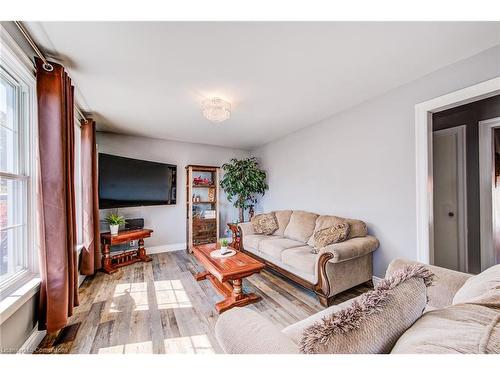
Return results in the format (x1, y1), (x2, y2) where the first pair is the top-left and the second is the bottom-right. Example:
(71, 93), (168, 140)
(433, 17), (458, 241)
(36, 250), (369, 354)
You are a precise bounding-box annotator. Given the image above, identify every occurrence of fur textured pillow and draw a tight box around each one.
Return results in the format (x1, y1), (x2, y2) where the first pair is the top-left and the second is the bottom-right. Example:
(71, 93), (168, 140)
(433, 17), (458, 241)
(299, 265), (434, 354)
(251, 213), (279, 235)
(311, 222), (350, 253)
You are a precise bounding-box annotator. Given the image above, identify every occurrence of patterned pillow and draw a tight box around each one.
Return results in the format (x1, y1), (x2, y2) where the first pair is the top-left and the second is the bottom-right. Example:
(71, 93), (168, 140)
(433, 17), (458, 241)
(251, 213), (279, 235)
(310, 222), (350, 253)
(299, 265), (434, 354)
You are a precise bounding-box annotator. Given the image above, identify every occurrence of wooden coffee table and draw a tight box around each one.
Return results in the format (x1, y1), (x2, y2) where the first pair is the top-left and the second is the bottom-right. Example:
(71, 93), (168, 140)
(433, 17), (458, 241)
(192, 243), (265, 313)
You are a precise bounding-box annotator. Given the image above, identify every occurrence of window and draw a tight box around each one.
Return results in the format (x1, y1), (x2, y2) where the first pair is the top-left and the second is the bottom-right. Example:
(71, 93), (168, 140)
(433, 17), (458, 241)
(0, 30), (37, 298)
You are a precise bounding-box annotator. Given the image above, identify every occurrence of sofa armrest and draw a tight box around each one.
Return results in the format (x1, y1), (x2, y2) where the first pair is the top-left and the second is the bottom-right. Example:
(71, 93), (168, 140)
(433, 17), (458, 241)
(318, 235), (379, 264)
(385, 259), (472, 308)
(237, 222), (255, 236)
(215, 307), (298, 354)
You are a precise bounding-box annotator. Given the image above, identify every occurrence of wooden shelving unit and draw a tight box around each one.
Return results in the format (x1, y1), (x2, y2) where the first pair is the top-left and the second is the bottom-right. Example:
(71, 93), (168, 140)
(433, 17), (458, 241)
(186, 165), (220, 253)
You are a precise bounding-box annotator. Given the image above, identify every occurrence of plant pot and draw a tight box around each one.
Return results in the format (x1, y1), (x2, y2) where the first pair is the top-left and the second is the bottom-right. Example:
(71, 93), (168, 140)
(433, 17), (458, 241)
(110, 224), (119, 236)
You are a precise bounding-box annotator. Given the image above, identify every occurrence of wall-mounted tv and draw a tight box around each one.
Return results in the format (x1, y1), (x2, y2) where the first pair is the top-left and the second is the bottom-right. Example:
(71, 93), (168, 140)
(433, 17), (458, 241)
(98, 153), (176, 209)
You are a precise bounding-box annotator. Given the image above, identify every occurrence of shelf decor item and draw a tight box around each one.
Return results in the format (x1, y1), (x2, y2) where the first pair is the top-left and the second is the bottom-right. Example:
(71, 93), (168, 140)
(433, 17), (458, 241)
(186, 165), (220, 253)
(106, 213), (125, 235)
(220, 157), (268, 223)
(208, 187), (216, 202)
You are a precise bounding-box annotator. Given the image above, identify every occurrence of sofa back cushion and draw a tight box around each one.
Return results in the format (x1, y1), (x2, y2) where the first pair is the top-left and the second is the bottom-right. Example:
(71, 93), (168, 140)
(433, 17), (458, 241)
(272, 210), (293, 236)
(283, 211), (318, 243)
(452, 264), (500, 305)
(391, 303), (500, 354)
(307, 215), (367, 247)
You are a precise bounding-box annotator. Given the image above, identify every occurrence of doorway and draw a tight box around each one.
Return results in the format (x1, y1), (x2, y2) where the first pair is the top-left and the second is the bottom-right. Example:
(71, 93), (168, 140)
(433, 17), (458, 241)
(432, 126), (467, 272)
(429, 94), (500, 273)
(479, 117), (500, 271)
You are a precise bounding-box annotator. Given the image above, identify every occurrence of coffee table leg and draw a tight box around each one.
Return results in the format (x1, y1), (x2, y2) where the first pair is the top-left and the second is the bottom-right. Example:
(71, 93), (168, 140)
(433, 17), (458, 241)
(193, 270), (262, 313)
(232, 279), (243, 300)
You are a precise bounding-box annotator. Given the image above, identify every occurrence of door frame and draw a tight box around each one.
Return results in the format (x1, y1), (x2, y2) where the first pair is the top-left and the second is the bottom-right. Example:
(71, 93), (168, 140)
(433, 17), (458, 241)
(478, 116), (500, 270)
(415, 76), (500, 265)
(432, 125), (468, 272)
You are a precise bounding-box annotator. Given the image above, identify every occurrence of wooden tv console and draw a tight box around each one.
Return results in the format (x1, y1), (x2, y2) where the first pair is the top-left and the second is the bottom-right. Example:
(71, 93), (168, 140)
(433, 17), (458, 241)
(100, 228), (153, 274)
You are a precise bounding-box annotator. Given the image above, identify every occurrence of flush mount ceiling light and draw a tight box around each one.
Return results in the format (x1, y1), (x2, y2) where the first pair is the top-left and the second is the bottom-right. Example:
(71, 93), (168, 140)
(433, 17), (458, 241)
(202, 97), (231, 123)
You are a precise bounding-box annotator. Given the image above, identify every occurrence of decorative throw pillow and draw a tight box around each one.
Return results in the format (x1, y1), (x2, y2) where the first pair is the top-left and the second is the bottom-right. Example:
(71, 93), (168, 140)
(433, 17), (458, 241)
(251, 213), (279, 235)
(310, 222), (350, 253)
(299, 265), (434, 354)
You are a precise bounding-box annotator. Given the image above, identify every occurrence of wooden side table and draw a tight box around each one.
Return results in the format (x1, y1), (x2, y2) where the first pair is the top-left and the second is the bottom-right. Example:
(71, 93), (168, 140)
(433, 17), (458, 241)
(100, 228), (153, 274)
(226, 223), (241, 250)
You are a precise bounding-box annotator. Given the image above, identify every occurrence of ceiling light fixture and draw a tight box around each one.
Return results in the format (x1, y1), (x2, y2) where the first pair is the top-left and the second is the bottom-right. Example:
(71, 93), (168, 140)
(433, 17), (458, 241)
(202, 97), (231, 123)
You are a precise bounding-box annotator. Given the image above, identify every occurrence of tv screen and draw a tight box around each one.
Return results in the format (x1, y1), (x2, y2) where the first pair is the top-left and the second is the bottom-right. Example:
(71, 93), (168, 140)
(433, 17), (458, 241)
(98, 153), (176, 209)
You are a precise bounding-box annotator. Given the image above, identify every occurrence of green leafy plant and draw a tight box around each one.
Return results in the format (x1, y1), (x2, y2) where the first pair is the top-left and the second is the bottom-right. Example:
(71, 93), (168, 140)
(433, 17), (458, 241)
(106, 213), (125, 226)
(220, 238), (229, 247)
(220, 157), (268, 223)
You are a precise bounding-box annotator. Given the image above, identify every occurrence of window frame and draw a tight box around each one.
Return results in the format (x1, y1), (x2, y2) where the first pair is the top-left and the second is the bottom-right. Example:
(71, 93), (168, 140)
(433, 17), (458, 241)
(0, 26), (38, 300)
(74, 116), (84, 248)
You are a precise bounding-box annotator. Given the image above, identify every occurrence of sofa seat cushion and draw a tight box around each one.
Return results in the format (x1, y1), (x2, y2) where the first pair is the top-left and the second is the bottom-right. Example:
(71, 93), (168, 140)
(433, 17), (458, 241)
(283, 211), (319, 243)
(258, 237), (304, 260)
(272, 210), (293, 236)
(243, 234), (278, 252)
(281, 246), (317, 277)
(452, 264), (500, 305)
(391, 303), (500, 354)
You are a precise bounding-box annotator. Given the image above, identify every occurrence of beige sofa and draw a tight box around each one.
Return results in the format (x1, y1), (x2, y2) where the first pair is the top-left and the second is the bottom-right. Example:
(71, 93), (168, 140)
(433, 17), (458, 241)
(215, 259), (500, 354)
(238, 210), (379, 306)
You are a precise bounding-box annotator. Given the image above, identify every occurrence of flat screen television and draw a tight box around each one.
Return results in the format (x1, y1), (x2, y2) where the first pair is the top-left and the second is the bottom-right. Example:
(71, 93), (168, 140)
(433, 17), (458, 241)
(98, 153), (176, 209)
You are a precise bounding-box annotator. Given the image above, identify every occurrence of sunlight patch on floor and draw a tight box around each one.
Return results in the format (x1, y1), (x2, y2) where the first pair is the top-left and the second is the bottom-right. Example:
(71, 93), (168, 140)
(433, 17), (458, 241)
(164, 334), (214, 354)
(110, 282), (149, 312)
(154, 279), (192, 309)
(97, 340), (153, 354)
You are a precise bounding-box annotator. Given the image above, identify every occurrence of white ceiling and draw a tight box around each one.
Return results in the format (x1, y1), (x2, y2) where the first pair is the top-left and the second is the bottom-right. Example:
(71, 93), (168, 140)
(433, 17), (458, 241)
(25, 22), (500, 150)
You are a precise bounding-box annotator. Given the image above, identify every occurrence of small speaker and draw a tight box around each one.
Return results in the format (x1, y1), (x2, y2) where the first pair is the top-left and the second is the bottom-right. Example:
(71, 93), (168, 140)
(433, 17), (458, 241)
(125, 218), (144, 230)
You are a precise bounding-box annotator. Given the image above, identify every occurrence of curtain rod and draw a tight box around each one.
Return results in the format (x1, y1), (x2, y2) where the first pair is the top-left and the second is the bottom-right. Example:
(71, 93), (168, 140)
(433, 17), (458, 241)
(14, 21), (89, 124)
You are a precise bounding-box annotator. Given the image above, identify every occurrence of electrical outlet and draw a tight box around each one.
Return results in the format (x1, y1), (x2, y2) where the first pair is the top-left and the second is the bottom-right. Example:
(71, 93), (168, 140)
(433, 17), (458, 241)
(129, 240), (137, 247)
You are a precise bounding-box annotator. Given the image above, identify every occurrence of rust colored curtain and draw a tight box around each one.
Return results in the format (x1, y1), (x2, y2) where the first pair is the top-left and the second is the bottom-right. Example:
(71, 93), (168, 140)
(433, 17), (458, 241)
(80, 118), (101, 275)
(36, 57), (79, 333)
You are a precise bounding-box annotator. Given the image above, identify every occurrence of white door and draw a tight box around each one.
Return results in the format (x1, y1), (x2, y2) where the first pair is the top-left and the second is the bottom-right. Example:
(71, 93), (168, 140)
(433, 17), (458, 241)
(432, 126), (467, 272)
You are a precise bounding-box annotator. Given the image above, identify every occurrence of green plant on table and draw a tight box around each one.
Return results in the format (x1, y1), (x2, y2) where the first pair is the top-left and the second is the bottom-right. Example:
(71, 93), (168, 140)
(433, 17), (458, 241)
(220, 239), (230, 248)
(106, 213), (126, 226)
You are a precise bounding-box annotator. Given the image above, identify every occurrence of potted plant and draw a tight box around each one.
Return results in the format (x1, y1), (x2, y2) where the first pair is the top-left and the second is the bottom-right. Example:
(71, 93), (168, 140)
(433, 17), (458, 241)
(106, 213), (125, 235)
(220, 157), (268, 223)
(220, 238), (230, 255)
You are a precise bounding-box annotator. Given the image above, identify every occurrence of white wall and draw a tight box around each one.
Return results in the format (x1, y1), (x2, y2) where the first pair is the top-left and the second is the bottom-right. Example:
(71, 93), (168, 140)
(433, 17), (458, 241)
(252, 45), (500, 277)
(97, 132), (249, 251)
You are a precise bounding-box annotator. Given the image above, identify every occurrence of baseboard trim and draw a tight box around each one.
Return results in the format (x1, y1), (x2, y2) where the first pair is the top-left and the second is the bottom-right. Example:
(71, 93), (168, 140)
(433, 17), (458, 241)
(146, 237), (232, 255)
(17, 325), (45, 354)
(146, 243), (186, 254)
